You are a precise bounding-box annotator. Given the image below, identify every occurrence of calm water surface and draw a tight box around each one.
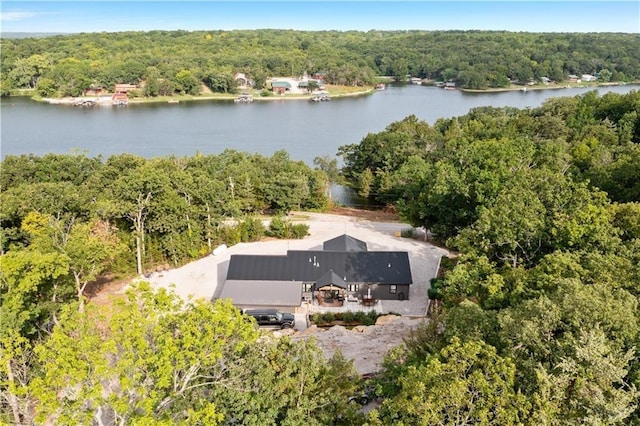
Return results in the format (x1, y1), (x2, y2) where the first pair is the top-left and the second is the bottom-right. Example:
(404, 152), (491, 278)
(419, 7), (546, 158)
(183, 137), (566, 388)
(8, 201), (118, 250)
(1, 85), (637, 164)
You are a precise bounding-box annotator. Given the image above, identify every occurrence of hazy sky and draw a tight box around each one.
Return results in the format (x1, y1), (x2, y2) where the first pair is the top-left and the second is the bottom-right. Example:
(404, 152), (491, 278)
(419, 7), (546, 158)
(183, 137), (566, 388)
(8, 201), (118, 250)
(1, 1), (639, 33)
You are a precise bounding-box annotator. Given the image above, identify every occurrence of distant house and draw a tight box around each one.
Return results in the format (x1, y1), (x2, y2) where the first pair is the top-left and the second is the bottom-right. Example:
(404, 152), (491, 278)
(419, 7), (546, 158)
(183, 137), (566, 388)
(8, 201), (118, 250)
(541, 77), (552, 84)
(110, 84), (136, 105)
(85, 85), (104, 96)
(219, 234), (413, 312)
(298, 78), (323, 92)
(581, 74), (596, 82)
(444, 81), (456, 90)
(114, 84), (138, 93)
(234, 72), (249, 88)
(271, 80), (292, 94)
(313, 72), (327, 81)
(568, 75), (579, 83)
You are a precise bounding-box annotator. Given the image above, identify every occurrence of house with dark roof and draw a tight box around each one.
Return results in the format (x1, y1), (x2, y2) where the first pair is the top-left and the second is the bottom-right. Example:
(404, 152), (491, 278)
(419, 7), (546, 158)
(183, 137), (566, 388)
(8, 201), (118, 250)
(323, 234), (368, 252)
(219, 234), (412, 312)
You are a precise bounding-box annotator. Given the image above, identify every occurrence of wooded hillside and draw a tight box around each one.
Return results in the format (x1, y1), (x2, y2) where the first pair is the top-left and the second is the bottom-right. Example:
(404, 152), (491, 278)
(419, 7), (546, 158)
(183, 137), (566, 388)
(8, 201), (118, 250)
(1, 30), (639, 96)
(342, 89), (640, 424)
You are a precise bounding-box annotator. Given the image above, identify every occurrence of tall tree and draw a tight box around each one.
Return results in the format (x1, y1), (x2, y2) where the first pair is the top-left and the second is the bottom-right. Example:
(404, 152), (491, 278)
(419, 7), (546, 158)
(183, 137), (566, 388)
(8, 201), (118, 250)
(373, 338), (529, 425)
(29, 284), (257, 425)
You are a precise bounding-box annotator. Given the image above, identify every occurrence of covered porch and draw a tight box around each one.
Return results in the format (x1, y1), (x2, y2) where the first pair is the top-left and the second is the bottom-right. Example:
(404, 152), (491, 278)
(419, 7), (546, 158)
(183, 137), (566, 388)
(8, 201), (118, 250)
(313, 270), (347, 307)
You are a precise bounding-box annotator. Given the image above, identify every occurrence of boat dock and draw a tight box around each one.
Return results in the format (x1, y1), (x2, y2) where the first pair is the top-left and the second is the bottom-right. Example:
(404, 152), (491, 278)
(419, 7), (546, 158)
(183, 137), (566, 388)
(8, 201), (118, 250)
(311, 93), (331, 102)
(234, 94), (254, 103)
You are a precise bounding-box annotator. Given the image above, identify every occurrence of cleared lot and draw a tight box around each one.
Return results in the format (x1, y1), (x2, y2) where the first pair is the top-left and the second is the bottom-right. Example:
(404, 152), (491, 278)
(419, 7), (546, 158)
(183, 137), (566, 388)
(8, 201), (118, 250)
(140, 212), (449, 375)
(145, 212), (448, 316)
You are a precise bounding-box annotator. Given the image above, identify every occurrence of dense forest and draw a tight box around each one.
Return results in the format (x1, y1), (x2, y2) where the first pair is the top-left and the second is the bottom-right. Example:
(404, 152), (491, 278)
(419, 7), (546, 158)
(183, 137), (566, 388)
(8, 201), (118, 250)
(341, 89), (640, 424)
(2, 90), (640, 424)
(1, 30), (640, 96)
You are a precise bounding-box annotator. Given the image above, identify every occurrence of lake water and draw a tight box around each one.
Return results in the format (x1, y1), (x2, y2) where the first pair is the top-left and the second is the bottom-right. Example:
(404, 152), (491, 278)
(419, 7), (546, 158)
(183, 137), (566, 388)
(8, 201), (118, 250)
(1, 84), (637, 164)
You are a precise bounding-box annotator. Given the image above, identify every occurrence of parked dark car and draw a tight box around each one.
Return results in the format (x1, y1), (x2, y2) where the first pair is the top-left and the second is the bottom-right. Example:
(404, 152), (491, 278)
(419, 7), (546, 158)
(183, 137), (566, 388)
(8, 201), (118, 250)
(244, 309), (295, 329)
(348, 385), (376, 405)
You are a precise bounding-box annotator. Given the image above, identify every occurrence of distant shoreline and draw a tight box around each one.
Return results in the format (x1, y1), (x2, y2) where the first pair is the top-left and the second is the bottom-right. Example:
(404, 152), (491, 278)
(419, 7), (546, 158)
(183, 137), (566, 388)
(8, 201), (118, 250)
(458, 81), (636, 94)
(35, 86), (376, 106)
(23, 81), (639, 106)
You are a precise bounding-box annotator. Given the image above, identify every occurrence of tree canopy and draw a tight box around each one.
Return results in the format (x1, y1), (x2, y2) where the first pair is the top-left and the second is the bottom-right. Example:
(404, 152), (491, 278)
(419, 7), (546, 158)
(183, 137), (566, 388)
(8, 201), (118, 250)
(2, 30), (639, 96)
(342, 90), (640, 423)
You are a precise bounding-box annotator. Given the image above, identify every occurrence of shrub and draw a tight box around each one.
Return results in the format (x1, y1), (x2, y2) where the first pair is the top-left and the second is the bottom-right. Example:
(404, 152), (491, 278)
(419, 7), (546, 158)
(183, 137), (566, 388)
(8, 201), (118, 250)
(267, 216), (287, 238)
(311, 310), (399, 326)
(364, 310), (378, 325)
(428, 278), (444, 300)
(341, 311), (356, 323)
(219, 223), (241, 246)
(400, 227), (416, 238)
(289, 223), (309, 239)
(267, 217), (309, 239)
(239, 216), (265, 242)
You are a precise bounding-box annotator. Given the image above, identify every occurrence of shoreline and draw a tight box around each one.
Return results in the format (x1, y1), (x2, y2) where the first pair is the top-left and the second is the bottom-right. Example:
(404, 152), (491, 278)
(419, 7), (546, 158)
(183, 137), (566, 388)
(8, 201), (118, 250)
(458, 81), (637, 94)
(38, 86), (377, 106)
(26, 80), (639, 105)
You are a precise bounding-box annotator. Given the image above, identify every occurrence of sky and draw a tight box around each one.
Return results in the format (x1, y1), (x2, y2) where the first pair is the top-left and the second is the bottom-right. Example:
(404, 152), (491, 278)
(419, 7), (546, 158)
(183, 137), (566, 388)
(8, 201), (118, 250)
(1, 1), (639, 34)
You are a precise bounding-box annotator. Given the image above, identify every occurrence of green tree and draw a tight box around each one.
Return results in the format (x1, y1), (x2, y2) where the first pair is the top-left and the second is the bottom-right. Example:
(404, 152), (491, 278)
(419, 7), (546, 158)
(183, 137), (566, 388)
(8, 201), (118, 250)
(34, 77), (56, 97)
(21, 212), (122, 312)
(598, 68), (612, 82)
(100, 162), (172, 274)
(7, 54), (51, 89)
(175, 69), (201, 95)
(532, 328), (638, 425)
(209, 340), (363, 425)
(0, 332), (37, 425)
(158, 78), (175, 96)
(0, 249), (70, 339)
(498, 279), (639, 397)
(306, 79), (320, 92)
(29, 284), (257, 424)
(373, 338), (529, 425)
(49, 58), (92, 97)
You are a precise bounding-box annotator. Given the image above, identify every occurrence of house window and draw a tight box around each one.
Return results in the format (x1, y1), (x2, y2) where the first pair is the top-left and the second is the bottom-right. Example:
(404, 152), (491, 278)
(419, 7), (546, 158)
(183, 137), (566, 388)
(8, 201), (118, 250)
(303, 283), (314, 292)
(348, 284), (359, 292)
(389, 285), (397, 294)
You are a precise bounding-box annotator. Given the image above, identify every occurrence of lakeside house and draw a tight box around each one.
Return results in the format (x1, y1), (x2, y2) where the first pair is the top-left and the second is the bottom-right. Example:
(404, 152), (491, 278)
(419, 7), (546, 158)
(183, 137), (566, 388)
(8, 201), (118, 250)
(234, 72), (252, 89)
(114, 83), (138, 93)
(268, 76), (324, 95)
(85, 85), (104, 96)
(218, 234), (413, 313)
(271, 80), (292, 94)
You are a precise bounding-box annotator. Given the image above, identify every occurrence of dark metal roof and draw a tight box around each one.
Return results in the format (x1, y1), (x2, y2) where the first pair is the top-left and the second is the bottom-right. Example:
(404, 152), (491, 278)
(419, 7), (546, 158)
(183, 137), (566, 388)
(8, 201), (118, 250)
(227, 250), (412, 285)
(314, 270), (347, 289)
(226, 255), (291, 281)
(323, 234), (368, 252)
